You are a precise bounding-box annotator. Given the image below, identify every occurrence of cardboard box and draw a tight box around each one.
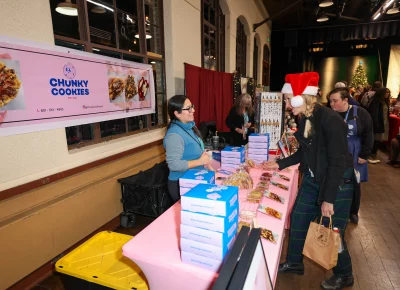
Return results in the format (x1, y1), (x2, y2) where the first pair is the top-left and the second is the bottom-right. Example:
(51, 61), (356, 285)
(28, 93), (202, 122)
(181, 209), (238, 233)
(248, 153), (269, 161)
(221, 163), (240, 171)
(248, 148), (269, 155)
(212, 151), (221, 162)
(181, 184), (238, 217)
(221, 146), (246, 161)
(248, 142), (270, 149)
(181, 251), (222, 272)
(180, 222), (237, 248)
(221, 156), (243, 165)
(249, 133), (270, 143)
(179, 169), (215, 188)
(180, 187), (191, 196)
(180, 236), (235, 260)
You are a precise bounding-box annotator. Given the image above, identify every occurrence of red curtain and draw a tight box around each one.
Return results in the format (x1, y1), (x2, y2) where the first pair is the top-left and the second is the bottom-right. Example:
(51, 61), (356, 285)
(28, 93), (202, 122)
(185, 64), (201, 123)
(184, 63), (233, 132)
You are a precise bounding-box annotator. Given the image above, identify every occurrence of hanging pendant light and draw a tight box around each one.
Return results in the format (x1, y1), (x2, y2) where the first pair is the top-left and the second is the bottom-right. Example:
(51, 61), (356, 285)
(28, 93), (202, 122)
(319, 0), (334, 7)
(317, 13), (329, 22)
(387, 1), (400, 14)
(56, 0), (78, 16)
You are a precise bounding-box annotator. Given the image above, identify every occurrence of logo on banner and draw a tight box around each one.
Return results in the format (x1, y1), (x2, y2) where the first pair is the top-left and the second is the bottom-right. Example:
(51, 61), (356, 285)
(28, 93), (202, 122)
(63, 63), (76, 79)
(50, 62), (90, 96)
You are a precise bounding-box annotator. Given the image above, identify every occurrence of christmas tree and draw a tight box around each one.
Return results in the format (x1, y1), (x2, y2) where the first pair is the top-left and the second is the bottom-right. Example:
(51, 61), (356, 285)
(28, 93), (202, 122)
(350, 61), (368, 88)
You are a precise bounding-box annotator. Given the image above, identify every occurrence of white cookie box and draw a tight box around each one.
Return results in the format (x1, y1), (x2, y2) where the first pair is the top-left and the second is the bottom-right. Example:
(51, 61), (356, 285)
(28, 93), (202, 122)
(180, 222), (237, 248)
(181, 251), (222, 272)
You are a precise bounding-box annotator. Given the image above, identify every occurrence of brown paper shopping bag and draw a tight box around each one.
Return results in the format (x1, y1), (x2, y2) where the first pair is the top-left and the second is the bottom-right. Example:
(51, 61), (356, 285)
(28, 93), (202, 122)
(302, 216), (341, 270)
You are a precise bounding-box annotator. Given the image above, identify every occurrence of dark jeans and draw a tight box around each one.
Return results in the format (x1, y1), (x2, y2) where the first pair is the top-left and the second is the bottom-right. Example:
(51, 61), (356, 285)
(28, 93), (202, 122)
(167, 179), (180, 203)
(287, 168), (354, 277)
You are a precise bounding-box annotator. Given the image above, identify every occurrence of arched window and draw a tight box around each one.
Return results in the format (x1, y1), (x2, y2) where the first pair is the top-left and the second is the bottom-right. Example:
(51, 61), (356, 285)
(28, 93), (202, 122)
(253, 37), (259, 84)
(202, 0), (225, 71)
(262, 44), (270, 86)
(236, 18), (247, 76)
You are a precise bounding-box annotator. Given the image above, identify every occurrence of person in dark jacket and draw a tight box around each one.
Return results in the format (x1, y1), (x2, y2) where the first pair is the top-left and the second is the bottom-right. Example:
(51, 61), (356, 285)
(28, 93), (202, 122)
(225, 93), (255, 146)
(367, 87), (390, 164)
(267, 72), (355, 290)
(329, 87), (374, 224)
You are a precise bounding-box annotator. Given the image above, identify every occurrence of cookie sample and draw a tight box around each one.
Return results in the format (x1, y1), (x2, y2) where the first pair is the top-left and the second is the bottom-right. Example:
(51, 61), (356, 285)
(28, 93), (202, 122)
(138, 76), (149, 101)
(109, 77), (124, 100)
(258, 204), (283, 219)
(0, 62), (21, 108)
(125, 75), (137, 101)
(260, 228), (278, 244)
(264, 190), (285, 204)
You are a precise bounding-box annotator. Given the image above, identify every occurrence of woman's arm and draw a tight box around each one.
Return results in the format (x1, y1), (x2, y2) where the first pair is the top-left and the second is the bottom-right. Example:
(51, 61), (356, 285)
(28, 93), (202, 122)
(276, 146), (303, 169)
(164, 134), (206, 171)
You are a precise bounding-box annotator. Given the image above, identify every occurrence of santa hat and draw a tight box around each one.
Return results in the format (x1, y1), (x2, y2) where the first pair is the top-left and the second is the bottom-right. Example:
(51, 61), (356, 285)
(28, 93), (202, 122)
(281, 72), (319, 107)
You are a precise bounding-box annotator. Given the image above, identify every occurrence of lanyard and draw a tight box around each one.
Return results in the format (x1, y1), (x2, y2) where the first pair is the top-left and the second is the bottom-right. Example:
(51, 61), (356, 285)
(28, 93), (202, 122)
(344, 105), (351, 123)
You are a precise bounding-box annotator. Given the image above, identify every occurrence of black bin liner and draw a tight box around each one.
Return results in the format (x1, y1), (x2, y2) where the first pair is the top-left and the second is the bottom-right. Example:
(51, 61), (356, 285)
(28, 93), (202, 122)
(118, 161), (173, 218)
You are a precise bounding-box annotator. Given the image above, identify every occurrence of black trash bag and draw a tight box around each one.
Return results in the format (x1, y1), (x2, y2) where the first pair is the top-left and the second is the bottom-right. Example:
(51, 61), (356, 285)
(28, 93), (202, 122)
(118, 161), (173, 218)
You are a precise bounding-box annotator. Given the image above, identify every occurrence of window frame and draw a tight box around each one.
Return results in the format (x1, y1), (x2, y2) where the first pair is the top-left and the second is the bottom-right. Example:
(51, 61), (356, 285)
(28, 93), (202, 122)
(236, 18), (247, 77)
(50, 0), (167, 150)
(253, 37), (258, 84)
(262, 44), (270, 86)
(201, 0), (225, 72)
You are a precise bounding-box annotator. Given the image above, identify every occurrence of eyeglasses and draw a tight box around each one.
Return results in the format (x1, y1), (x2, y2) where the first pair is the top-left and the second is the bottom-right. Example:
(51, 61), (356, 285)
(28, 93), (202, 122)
(182, 104), (195, 112)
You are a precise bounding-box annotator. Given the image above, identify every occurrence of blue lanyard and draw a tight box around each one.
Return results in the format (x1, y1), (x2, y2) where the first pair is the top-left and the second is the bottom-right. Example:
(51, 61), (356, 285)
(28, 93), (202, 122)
(344, 106), (351, 122)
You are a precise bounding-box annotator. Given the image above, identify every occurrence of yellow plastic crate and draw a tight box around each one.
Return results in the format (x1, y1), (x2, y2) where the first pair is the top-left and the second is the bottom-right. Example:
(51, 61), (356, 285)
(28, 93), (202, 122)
(55, 231), (148, 290)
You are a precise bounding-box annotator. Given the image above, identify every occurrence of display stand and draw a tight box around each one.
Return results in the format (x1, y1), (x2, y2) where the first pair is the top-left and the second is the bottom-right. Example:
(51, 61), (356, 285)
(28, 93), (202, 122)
(254, 92), (285, 150)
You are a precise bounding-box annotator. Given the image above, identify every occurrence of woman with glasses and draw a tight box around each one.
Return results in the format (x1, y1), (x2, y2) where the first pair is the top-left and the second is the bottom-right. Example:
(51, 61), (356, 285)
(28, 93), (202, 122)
(225, 93), (255, 146)
(163, 95), (210, 202)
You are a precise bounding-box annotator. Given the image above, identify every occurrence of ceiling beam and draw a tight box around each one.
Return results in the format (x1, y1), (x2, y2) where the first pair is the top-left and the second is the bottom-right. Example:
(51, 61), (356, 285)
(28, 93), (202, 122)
(253, 0), (303, 32)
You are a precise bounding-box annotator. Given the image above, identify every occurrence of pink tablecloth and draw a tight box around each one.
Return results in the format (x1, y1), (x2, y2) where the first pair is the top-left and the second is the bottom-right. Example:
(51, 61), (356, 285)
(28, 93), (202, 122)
(123, 166), (299, 290)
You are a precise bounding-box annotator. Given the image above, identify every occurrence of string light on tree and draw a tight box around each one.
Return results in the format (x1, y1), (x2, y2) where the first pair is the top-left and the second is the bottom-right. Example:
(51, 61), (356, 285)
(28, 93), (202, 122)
(350, 60), (368, 88)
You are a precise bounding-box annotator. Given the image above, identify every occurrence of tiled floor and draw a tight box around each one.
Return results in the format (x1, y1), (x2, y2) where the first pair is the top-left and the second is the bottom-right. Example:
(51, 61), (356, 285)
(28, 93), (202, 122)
(33, 151), (400, 290)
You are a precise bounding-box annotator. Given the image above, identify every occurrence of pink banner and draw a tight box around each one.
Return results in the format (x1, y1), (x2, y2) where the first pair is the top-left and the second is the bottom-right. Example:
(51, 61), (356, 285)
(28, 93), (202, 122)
(0, 37), (155, 136)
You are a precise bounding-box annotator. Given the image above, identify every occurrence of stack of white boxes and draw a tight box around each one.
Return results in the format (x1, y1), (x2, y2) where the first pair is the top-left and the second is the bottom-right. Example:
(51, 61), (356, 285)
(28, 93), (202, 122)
(180, 184), (239, 271)
(179, 169), (215, 196)
(247, 133), (270, 163)
(220, 146), (246, 172)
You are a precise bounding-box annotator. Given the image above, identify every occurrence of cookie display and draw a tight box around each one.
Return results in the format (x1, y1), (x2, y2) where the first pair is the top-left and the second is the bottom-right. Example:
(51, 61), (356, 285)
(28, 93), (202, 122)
(260, 227), (279, 244)
(258, 204), (283, 219)
(270, 180), (289, 191)
(273, 172), (290, 182)
(247, 189), (263, 203)
(125, 75), (137, 101)
(138, 76), (149, 101)
(223, 171), (254, 190)
(264, 190), (285, 204)
(0, 62), (21, 108)
(109, 77), (124, 100)
(238, 221), (251, 232)
(245, 159), (256, 168)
